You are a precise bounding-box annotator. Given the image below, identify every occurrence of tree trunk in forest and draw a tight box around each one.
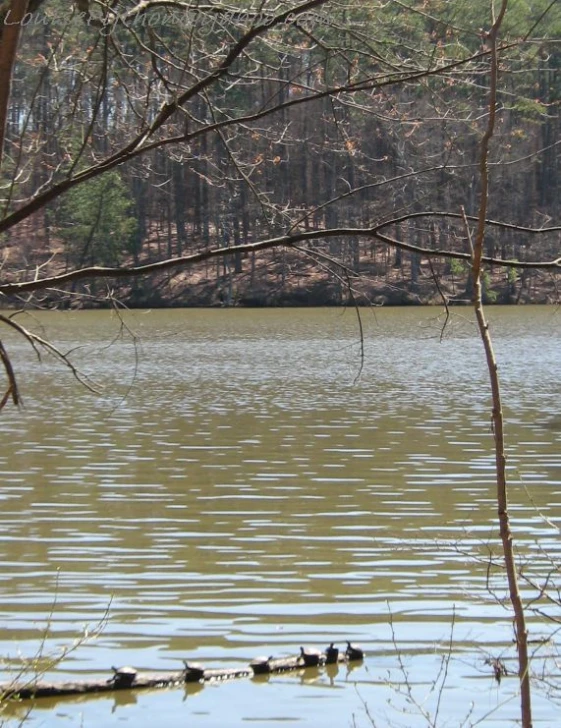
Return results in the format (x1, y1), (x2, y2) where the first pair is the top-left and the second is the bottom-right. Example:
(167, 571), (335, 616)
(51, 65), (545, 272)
(173, 162), (187, 255)
(0, 0), (31, 171)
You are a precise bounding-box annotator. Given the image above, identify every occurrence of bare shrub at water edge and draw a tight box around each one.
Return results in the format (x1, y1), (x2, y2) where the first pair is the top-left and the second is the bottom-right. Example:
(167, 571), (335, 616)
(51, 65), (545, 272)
(0, 581), (110, 716)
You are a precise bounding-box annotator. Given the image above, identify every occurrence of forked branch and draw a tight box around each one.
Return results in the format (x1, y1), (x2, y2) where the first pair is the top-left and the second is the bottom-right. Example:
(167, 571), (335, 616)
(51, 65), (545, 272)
(0, 313), (101, 402)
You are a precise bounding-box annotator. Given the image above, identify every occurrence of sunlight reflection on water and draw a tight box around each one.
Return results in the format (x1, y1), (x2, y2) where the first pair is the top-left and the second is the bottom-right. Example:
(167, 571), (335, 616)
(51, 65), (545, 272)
(1, 307), (561, 726)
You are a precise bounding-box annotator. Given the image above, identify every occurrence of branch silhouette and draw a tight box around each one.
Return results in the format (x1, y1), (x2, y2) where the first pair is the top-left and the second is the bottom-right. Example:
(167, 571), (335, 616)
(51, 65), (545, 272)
(1, 216), (559, 296)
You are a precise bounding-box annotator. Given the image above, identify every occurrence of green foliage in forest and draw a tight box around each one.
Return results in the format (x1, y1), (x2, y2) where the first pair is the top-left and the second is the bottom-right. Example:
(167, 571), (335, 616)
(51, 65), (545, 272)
(58, 172), (137, 267)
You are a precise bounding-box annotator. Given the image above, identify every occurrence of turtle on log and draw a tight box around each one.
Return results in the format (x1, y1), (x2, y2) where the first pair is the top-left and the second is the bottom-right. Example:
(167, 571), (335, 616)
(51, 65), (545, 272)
(109, 666), (137, 688)
(325, 643), (339, 664)
(300, 646), (322, 668)
(345, 642), (364, 661)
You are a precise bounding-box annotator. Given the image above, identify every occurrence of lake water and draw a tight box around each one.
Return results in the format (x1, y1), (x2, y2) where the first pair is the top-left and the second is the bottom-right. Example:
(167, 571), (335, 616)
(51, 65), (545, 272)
(1, 306), (561, 727)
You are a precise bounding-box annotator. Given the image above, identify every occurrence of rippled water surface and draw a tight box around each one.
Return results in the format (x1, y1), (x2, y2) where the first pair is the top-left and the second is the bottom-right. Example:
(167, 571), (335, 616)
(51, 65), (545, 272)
(1, 306), (561, 727)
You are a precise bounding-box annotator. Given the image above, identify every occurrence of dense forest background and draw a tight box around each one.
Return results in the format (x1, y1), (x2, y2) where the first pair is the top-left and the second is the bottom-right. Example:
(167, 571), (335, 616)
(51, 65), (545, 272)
(1, 0), (560, 307)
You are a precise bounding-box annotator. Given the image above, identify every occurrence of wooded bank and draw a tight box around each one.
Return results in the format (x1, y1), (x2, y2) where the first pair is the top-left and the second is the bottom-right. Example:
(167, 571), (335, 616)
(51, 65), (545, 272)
(1, 0), (559, 311)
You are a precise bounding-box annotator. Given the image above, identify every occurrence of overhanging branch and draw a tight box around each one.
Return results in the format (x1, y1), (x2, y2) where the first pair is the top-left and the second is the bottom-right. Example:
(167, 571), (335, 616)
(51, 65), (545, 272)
(0, 220), (559, 297)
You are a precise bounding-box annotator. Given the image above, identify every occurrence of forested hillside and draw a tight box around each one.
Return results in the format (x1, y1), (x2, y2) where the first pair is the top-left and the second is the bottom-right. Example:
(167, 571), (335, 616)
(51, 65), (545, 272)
(1, 0), (560, 307)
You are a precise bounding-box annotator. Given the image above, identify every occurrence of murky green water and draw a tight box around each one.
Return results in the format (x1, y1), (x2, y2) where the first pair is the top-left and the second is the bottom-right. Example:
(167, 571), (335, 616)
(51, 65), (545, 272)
(1, 306), (561, 727)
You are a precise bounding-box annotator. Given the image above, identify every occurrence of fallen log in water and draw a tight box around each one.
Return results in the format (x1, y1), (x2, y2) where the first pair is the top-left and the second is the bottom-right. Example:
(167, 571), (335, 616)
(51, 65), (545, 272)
(1, 671), (187, 700)
(1, 642), (364, 701)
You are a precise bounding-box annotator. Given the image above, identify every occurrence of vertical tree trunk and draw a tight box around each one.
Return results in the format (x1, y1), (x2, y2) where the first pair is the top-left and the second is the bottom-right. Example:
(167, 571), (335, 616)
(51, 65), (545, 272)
(468, 3), (532, 725)
(471, 243), (532, 728)
(173, 162), (187, 255)
(0, 0), (30, 173)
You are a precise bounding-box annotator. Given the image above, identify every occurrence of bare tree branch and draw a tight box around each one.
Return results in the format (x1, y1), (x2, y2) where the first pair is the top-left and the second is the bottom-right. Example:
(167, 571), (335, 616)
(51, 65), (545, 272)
(0, 34), (507, 237)
(2, 215), (559, 298)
